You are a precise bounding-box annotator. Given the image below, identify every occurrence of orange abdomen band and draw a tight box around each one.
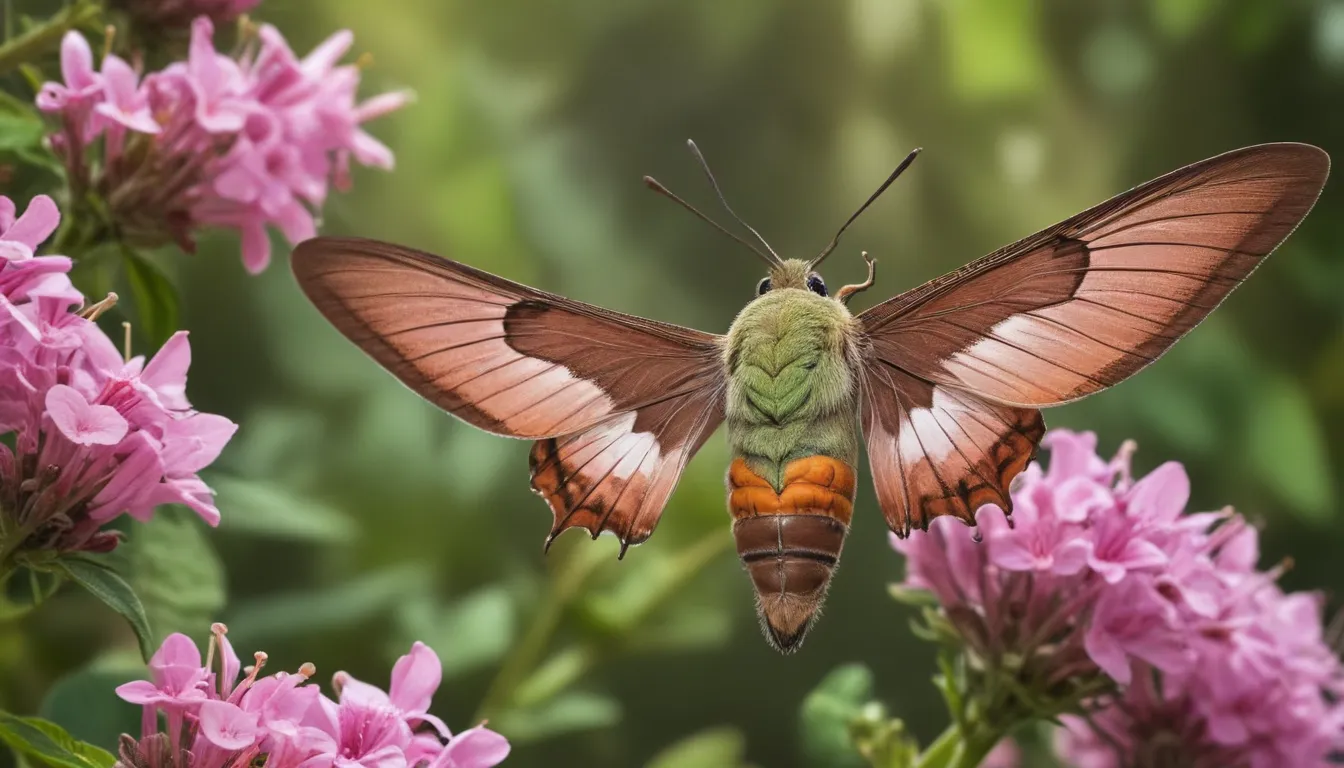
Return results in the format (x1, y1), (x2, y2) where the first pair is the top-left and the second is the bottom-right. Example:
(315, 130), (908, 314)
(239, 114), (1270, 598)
(728, 456), (857, 525)
(727, 456), (858, 652)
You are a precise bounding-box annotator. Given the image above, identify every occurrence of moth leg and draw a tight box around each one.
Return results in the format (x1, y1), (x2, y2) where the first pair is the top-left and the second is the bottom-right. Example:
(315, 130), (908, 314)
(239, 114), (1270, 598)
(836, 251), (876, 304)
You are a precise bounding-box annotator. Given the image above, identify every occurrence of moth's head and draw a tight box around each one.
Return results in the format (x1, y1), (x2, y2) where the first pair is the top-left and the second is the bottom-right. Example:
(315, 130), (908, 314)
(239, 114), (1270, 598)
(757, 259), (828, 297)
(755, 254), (876, 306)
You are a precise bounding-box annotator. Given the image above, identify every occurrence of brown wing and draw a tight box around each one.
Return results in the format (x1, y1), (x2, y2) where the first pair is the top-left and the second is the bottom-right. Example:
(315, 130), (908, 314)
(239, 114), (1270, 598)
(292, 237), (726, 552)
(860, 362), (1044, 536)
(530, 389), (723, 557)
(858, 142), (1328, 535)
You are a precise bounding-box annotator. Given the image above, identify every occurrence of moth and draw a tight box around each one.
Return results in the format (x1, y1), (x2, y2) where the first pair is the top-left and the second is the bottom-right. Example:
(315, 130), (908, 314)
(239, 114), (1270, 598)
(292, 141), (1328, 653)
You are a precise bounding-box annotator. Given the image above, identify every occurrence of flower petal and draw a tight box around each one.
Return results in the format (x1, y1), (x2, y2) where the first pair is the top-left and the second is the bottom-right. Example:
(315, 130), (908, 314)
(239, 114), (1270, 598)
(140, 331), (192, 409)
(389, 641), (441, 715)
(4, 196), (61, 250)
(1125, 462), (1189, 523)
(199, 700), (260, 750)
(45, 384), (127, 445)
(439, 726), (510, 768)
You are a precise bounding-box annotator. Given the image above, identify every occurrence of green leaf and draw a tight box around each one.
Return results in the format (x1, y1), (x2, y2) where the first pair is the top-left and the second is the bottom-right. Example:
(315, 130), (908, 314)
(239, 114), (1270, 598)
(646, 727), (747, 768)
(0, 112), (43, 152)
(887, 583), (939, 608)
(121, 250), (180, 349)
(54, 557), (154, 660)
(212, 476), (357, 544)
(397, 586), (515, 680)
(511, 646), (589, 708)
(39, 652), (144, 749)
(0, 712), (116, 768)
(1245, 374), (1335, 522)
(492, 690), (621, 743)
(120, 507), (226, 645)
(0, 0), (102, 78)
(800, 665), (873, 768)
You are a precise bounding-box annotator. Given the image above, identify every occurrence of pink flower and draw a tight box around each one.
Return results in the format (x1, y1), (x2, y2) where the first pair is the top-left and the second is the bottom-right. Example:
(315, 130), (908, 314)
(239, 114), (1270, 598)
(96, 55), (161, 134)
(0, 195), (236, 561)
(893, 429), (1344, 767)
(38, 20), (407, 273)
(115, 628), (508, 768)
(0, 195), (78, 307)
(35, 33), (100, 115)
(983, 485), (1090, 575)
(316, 643), (509, 768)
(1082, 579), (1188, 684)
(116, 632), (212, 747)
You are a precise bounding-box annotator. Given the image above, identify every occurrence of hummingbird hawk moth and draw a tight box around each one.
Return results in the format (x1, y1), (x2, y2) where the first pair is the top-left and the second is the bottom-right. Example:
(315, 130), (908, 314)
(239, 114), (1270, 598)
(292, 142), (1328, 653)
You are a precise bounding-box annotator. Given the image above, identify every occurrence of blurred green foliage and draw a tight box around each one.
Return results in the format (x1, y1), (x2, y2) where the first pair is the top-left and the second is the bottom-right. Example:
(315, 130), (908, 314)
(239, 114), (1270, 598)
(1, 0), (1342, 766)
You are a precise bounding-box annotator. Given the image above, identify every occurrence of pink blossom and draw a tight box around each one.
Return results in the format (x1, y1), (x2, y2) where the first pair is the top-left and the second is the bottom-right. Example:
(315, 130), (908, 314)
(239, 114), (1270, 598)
(114, 627), (510, 768)
(317, 643), (508, 768)
(0, 195), (236, 561)
(983, 486), (1090, 575)
(1082, 578), (1188, 684)
(95, 55), (161, 134)
(893, 429), (1344, 767)
(116, 632), (212, 746)
(39, 20), (407, 273)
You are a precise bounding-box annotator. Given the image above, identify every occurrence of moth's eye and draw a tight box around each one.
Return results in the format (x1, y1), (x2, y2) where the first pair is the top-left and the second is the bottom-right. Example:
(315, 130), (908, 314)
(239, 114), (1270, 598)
(757, 278), (772, 296)
(807, 274), (827, 296)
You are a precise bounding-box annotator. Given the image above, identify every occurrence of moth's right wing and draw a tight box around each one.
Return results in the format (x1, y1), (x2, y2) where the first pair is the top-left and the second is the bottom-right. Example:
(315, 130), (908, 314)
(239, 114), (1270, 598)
(292, 237), (727, 553)
(855, 143), (1328, 536)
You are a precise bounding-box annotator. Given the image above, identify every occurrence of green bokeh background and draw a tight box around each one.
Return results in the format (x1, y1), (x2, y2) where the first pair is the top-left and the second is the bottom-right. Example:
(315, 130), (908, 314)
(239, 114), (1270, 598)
(5, 1), (1344, 766)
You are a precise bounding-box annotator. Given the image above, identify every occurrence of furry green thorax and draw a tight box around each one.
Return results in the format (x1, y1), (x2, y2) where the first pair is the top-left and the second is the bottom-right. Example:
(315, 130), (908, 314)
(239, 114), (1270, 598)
(723, 272), (861, 490)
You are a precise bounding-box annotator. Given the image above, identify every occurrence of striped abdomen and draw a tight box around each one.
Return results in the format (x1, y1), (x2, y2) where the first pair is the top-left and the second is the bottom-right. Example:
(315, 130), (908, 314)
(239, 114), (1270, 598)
(728, 455), (856, 652)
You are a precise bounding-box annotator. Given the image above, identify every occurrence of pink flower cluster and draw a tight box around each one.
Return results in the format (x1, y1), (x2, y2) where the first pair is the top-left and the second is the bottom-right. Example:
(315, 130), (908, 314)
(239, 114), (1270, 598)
(38, 17), (407, 273)
(116, 626), (509, 768)
(893, 430), (1344, 768)
(0, 195), (234, 559)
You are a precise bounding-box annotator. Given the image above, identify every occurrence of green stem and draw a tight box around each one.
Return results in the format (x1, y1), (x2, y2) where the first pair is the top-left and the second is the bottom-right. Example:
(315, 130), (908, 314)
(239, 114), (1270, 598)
(0, 0), (102, 77)
(473, 545), (609, 722)
(909, 721), (1007, 768)
(911, 724), (962, 768)
(947, 729), (1008, 768)
(506, 531), (733, 709)
(474, 530), (732, 722)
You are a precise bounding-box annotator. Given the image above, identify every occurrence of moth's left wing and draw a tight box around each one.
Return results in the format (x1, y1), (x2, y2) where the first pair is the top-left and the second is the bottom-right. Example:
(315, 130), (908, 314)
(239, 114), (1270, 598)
(856, 143), (1328, 536)
(292, 237), (726, 554)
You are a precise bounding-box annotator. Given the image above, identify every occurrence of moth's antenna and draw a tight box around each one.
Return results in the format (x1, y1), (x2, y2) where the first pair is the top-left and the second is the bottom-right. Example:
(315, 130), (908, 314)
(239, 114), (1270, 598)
(810, 147), (922, 269)
(685, 139), (783, 267)
(643, 176), (780, 269)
